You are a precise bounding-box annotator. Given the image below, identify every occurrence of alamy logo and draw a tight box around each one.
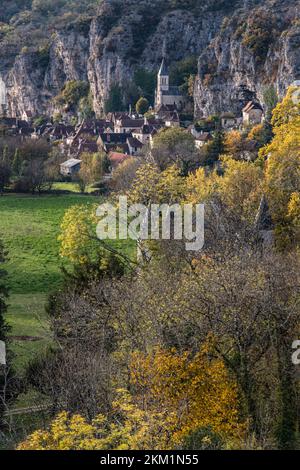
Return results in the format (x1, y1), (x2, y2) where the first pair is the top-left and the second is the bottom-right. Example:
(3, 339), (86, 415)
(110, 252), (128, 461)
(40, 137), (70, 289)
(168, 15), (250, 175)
(0, 340), (6, 366)
(96, 196), (205, 251)
(292, 340), (300, 366)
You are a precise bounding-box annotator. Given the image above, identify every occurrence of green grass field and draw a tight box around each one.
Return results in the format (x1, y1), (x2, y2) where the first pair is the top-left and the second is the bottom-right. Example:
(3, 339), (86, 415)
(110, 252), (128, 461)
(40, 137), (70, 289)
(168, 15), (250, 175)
(0, 192), (98, 371)
(52, 182), (96, 193)
(0, 188), (136, 446)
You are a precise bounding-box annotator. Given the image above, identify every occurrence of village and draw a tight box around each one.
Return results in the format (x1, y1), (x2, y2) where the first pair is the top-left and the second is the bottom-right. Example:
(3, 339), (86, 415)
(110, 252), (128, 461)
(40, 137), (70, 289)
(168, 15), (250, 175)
(1, 0), (300, 454)
(0, 56), (267, 183)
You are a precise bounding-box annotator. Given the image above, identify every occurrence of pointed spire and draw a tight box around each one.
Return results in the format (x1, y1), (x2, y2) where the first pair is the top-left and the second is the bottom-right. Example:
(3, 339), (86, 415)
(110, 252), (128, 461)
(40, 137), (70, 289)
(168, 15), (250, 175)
(158, 58), (168, 76)
(158, 39), (168, 76)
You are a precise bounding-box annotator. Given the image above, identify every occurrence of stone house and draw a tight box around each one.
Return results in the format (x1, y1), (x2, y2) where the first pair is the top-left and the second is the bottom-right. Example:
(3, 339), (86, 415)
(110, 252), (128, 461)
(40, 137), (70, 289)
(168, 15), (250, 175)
(195, 132), (212, 149)
(127, 137), (143, 155)
(60, 158), (82, 176)
(242, 101), (264, 126)
(97, 133), (131, 153)
(114, 117), (144, 134)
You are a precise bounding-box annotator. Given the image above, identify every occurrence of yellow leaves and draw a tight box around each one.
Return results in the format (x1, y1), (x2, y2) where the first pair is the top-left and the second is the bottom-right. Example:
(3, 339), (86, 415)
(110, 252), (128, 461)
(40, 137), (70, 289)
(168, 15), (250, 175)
(271, 86), (300, 128)
(58, 203), (98, 264)
(127, 162), (185, 205)
(18, 347), (245, 451)
(262, 103), (300, 226)
(247, 124), (266, 146)
(130, 345), (245, 445)
(282, 192), (300, 247)
(185, 167), (218, 204)
(218, 157), (263, 220)
(185, 159), (262, 221)
(17, 390), (177, 451)
(127, 162), (160, 205)
(247, 124), (264, 141)
(224, 130), (243, 156)
(155, 164), (186, 204)
(288, 192), (300, 222)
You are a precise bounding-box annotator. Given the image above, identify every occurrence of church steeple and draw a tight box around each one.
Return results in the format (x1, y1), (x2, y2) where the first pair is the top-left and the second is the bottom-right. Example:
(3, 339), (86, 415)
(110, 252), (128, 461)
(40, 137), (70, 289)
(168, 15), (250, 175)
(157, 39), (169, 94)
(155, 39), (184, 111)
(158, 57), (168, 77)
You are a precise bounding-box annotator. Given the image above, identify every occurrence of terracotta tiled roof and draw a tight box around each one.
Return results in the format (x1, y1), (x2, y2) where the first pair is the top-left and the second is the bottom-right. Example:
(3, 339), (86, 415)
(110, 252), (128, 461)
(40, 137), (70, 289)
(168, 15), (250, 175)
(109, 152), (131, 168)
(242, 101), (263, 113)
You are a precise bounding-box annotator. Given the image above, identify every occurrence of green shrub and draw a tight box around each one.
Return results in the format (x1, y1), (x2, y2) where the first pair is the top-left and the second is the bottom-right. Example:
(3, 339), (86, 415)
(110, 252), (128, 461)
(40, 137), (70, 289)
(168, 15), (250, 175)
(135, 97), (149, 115)
(242, 11), (277, 61)
(55, 80), (90, 108)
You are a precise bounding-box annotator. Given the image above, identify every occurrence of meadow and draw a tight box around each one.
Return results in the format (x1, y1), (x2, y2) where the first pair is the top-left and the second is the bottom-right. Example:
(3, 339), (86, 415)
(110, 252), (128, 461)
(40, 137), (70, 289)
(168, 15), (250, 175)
(0, 192), (98, 372)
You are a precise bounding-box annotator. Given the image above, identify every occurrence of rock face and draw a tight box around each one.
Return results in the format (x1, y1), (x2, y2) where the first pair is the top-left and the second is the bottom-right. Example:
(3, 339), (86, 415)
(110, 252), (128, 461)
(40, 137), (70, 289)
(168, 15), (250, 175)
(194, 0), (300, 117)
(0, 0), (299, 118)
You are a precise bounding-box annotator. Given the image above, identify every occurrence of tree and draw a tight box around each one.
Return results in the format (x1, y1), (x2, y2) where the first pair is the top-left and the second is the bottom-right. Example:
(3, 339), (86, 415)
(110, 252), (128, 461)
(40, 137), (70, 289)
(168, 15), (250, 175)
(0, 142), (11, 194)
(169, 56), (198, 88)
(111, 157), (141, 193)
(0, 241), (9, 345)
(53, 112), (62, 123)
(0, 161), (11, 195)
(78, 93), (95, 120)
(77, 152), (106, 193)
(205, 130), (224, 165)
(286, 192), (300, 245)
(17, 390), (177, 450)
(224, 130), (244, 158)
(263, 85), (278, 123)
(127, 162), (185, 206)
(135, 97), (149, 115)
(152, 127), (198, 174)
(58, 203), (98, 265)
(260, 88), (300, 246)
(270, 86), (300, 128)
(15, 139), (51, 193)
(242, 10), (276, 61)
(104, 84), (124, 114)
(55, 81), (89, 111)
(185, 157), (262, 222)
(12, 148), (23, 178)
(217, 157), (263, 221)
(185, 167), (218, 204)
(130, 345), (244, 445)
(247, 124), (266, 146)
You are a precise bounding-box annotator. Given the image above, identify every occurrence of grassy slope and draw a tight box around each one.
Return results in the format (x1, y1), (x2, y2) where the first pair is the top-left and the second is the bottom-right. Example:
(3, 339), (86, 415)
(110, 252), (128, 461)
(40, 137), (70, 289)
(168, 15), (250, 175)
(0, 192), (98, 371)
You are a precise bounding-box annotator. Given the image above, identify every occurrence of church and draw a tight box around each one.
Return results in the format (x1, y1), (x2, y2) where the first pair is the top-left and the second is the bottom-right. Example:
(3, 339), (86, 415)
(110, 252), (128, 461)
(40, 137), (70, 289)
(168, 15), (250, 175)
(154, 57), (185, 111)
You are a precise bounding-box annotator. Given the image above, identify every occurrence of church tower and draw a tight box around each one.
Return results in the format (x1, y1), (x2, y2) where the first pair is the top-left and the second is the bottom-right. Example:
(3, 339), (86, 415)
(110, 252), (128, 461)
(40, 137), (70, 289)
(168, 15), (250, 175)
(155, 41), (169, 109)
(158, 58), (169, 93)
(155, 58), (169, 108)
(154, 40), (184, 112)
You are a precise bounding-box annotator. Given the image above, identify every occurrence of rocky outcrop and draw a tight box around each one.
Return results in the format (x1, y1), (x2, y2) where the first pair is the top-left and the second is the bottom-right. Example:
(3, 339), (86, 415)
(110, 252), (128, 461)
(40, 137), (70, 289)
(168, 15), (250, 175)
(194, 0), (300, 117)
(0, 0), (299, 119)
(87, 2), (225, 115)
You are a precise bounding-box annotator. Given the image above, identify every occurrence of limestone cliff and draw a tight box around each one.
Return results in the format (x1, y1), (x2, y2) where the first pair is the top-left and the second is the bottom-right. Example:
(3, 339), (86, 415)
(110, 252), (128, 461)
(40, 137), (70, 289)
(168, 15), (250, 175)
(194, 0), (300, 117)
(0, 0), (299, 118)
